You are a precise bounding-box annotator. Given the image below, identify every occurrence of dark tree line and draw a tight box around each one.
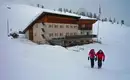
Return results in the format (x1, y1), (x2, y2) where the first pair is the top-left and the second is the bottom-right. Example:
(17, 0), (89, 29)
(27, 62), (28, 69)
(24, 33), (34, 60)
(57, 8), (99, 19)
(37, 4), (44, 8)
(101, 17), (124, 25)
(41, 6), (125, 26)
(58, 8), (72, 13)
(121, 20), (124, 25)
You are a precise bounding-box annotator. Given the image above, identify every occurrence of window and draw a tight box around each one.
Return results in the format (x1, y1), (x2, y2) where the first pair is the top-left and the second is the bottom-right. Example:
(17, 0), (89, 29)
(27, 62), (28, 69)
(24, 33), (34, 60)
(54, 25), (58, 28)
(74, 26), (77, 28)
(49, 33), (53, 37)
(66, 25), (69, 28)
(60, 25), (64, 28)
(41, 34), (45, 38)
(55, 33), (58, 36)
(41, 28), (45, 32)
(60, 33), (63, 36)
(49, 25), (52, 28)
(70, 26), (73, 28)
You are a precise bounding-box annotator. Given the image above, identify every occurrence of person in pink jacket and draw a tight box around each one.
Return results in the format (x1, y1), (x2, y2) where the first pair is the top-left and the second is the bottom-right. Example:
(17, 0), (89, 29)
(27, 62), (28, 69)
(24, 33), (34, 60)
(88, 49), (96, 68)
(95, 49), (105, 69)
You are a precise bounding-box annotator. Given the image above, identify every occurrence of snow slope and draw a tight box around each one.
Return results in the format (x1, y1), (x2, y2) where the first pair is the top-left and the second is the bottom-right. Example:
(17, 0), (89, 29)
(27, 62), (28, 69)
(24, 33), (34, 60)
(0, 4), (130, 80)
(0, 4), (43, 33)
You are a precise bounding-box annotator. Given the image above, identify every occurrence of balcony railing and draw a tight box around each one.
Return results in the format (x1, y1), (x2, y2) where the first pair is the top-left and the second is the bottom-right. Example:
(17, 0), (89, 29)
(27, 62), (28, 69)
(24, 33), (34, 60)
(78, 27), (92, 30)
(48, 34), (97, 47)
(65, 34), (97, 39)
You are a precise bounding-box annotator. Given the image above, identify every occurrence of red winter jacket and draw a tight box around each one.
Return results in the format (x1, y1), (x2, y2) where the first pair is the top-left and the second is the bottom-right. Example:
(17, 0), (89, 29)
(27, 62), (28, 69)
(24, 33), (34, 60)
(96, 50), (105, 60)
(89, 49), (96, 59)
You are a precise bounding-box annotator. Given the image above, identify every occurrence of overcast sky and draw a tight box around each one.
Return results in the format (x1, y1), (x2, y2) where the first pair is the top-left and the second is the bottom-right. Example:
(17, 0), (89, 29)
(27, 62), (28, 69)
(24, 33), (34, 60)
(1, 0), (130, 26)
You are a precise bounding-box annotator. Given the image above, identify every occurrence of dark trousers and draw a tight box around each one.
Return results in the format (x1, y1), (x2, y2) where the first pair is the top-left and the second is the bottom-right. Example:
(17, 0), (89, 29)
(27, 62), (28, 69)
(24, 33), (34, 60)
(90, 58), (94, 68)
(98, 59), (102, 68)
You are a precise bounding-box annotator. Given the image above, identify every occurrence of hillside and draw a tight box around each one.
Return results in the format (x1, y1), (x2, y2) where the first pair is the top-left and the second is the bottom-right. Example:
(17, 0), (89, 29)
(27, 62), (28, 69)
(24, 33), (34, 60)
(0, 4), (130, 80)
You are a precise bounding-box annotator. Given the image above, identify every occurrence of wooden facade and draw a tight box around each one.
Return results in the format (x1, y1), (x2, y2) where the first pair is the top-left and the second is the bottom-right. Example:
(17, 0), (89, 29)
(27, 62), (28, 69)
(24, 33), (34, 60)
(36, 13), (79, 24)
(78, 19), (96, 30)
(78, 19), (97, 24)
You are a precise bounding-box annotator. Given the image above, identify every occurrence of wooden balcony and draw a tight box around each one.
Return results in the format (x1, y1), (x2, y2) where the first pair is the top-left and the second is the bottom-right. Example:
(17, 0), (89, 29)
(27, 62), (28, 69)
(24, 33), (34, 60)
(48, 34), (97, 47)
(65, 34), (97, 39)
(78, 27), (92, 30)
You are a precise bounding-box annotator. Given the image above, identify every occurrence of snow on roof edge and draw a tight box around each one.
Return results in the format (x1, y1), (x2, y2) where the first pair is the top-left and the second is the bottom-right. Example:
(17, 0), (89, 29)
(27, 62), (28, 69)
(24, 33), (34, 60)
(80, 16), (97, 20)
(41, 8), (80, 18)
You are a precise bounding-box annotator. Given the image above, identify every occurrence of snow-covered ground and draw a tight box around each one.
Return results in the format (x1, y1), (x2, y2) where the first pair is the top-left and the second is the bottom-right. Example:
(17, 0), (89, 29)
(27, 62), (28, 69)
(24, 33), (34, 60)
(0, 4), (130, 80)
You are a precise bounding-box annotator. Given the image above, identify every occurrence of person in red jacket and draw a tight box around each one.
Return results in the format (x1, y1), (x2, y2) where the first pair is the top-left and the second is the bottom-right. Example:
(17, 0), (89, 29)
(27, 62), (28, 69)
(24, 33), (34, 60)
(95, 49), (105, 69)
(88, 49), (96, 68)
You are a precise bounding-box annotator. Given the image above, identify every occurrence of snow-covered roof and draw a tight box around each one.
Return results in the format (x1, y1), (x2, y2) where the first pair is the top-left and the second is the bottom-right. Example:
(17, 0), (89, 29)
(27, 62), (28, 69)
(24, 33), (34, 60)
(80, 16), (97, 20)
(42, 9), (80, 18)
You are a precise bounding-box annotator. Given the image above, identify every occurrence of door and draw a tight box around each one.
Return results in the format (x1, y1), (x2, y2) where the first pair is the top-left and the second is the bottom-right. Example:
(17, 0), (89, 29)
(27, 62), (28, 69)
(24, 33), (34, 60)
(29, 27), (33, 41)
